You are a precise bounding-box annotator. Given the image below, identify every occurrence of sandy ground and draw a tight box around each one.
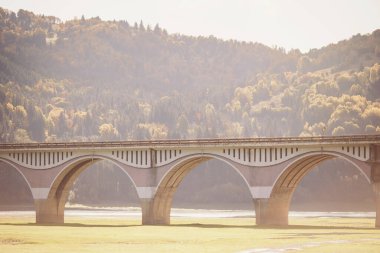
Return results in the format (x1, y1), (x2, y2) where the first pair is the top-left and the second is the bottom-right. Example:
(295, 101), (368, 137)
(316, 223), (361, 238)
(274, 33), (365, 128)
(0, 211), (379, 253)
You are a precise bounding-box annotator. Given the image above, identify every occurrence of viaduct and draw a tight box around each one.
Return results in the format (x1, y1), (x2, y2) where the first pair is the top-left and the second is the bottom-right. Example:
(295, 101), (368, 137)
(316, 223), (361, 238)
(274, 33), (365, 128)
(0, 135), (380, 227)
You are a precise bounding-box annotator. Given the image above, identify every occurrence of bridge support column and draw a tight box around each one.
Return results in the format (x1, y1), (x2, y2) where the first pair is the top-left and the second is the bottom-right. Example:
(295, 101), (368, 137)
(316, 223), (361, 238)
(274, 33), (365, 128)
(254, 198), (288, 226)
(253, 188), (292, 226)
(35, 198), (63, 224)
(138, 186), (170, 225)
(373, 182), (380, 228)
(140, 198), (170, 225)
(141, 198), (156, 225)
(370, 149), (380, 228)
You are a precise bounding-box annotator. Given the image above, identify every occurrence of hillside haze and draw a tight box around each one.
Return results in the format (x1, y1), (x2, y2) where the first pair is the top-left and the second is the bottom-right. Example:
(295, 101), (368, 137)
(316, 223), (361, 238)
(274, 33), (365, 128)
(0, 8), (379, 210)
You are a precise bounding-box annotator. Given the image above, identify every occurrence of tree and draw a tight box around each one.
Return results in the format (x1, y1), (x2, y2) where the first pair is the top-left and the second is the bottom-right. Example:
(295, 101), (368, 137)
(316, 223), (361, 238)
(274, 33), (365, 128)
(57, 111), (68, 138)
(27, 105), (45, 141)
(176, 114), (189, 138)
(154, 23), (161, 34)
(297, 56), (312, 73)
(17, 9), (33, 30)
(98, 123), (119, 140)
(14, 128), (32, 143)
(139, 20), (145, 31)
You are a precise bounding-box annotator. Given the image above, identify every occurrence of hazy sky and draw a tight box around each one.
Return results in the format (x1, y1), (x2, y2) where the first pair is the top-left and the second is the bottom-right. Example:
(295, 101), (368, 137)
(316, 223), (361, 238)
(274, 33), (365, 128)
(0, 0), (379, 52)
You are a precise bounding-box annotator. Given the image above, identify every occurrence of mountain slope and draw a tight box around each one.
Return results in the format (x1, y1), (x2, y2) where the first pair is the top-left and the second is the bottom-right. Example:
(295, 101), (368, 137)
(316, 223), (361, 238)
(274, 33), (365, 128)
(0, 7), (379, 210)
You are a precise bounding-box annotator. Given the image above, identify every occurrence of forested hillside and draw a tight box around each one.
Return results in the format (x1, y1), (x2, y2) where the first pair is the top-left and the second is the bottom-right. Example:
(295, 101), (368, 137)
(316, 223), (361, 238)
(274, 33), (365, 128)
(0, 8), (379, 210)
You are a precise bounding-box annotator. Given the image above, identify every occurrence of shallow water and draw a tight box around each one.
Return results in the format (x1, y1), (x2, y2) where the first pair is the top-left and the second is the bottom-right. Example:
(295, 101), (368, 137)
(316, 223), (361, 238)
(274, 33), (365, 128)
(0, 209), (375, 219)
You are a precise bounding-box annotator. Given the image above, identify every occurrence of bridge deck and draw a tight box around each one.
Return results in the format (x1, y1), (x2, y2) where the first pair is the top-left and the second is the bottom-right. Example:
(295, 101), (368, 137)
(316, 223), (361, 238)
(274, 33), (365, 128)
(0, 135), (379, 150)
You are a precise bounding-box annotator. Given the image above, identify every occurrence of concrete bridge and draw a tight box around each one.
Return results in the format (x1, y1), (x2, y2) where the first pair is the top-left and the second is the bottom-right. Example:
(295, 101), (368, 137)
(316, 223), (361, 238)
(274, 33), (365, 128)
(1, 135), (380, 227)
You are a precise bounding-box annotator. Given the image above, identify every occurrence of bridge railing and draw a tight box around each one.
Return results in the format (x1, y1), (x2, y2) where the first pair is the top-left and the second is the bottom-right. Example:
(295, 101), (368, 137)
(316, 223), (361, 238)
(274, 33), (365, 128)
(0, 135), (380, 150)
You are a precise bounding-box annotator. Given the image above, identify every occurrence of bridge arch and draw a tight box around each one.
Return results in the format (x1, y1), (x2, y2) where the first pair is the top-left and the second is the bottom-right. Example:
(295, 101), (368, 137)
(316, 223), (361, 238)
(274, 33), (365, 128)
(257, 151), (372, 225)
(272, 151), (371, 190)
(150, 153), (253, 225)
(36, 154), (140, 223)
(0, 159), (34, 209)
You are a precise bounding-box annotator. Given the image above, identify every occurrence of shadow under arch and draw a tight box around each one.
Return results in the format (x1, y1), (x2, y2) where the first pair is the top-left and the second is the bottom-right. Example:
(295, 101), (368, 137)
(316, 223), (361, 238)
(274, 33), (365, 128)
(0, 159), (35, 210)
(151, 153), (253, 225)
(261, 151), (372, 225)
(39, 155), (140, 223)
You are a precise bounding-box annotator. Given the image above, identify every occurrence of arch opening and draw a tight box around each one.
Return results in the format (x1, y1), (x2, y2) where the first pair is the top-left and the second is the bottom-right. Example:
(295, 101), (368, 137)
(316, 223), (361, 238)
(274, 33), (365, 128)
(291, 159), (374, 212)
(152, 155), (254, 225)
(67, 160), (140, 209)
(265, 152), (374, 226)
(39, 156), (140, 223)
(0, 160), (34, 211)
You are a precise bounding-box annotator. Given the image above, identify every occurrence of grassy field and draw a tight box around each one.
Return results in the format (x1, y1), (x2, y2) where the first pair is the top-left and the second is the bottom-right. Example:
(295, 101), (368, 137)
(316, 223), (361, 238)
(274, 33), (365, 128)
(0, 214), (379, 253)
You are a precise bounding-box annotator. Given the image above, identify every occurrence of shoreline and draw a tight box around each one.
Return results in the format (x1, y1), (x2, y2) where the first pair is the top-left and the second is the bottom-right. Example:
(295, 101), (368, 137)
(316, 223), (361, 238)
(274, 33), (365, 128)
(0, 208), (375, 219)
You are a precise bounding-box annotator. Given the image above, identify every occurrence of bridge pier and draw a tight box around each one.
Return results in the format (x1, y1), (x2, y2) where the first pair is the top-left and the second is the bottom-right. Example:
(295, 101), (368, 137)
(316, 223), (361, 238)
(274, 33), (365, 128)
(254, 198), (289, 226)
(253, 187), (292, 226)
(141, 198), (155, 225)
(138, 185), (172, 225)
(373, 182), (380, 228)
(35, 199), (64, 224)
(370, 146), (380, 228)
(140, 197), (170, 225)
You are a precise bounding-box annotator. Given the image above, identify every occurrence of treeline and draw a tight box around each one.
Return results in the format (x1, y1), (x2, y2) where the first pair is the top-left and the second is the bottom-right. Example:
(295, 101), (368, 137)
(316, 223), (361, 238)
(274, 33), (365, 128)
(1, 8), (379, 143)
(1, 63), (379, 143)
(0, 7), (379, 209)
